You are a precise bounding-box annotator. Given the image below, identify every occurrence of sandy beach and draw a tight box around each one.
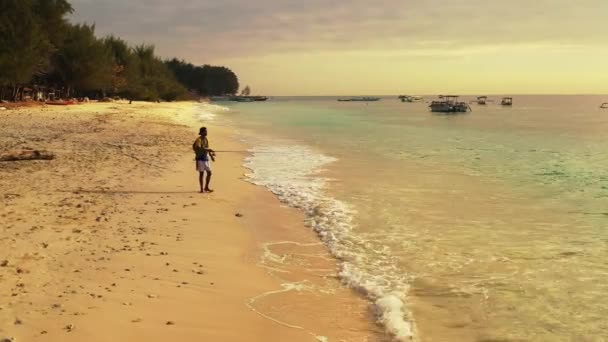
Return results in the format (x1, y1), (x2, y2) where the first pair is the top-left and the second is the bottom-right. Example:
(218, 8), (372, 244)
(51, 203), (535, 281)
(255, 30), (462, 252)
(0, 102), (384, 342)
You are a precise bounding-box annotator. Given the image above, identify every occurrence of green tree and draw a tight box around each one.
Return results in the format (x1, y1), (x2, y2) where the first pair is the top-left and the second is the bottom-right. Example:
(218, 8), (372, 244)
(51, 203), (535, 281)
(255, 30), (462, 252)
(51, 23), (113, 97)
(0, 0), (52, 100)
(131, 45), (187, 101)
(165, 59), (239, 96)
(32, 0), (73, 48)
(103, 36), (139, 96)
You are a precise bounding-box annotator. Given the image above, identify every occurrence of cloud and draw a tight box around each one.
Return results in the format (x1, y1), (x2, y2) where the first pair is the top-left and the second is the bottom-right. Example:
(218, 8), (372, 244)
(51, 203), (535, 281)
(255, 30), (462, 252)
(68, 0), (608, 64)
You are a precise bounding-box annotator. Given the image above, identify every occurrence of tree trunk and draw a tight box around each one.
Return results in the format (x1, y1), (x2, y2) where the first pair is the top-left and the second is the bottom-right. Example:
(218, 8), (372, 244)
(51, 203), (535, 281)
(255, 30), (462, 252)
(12, 85), (20, 102)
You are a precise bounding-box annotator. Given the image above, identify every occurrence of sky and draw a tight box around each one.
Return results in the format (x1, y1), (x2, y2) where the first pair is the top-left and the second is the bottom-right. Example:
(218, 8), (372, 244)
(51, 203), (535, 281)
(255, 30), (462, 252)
(69, 0), (608, 96)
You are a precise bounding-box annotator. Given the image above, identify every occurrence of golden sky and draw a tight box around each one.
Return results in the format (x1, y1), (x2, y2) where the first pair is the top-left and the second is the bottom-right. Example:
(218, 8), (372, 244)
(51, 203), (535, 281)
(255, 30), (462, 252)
(71, 0), (608, 95)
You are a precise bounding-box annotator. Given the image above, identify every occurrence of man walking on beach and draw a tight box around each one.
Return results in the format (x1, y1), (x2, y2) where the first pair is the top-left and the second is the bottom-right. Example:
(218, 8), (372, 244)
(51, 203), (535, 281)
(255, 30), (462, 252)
(193, 127), (215, 193)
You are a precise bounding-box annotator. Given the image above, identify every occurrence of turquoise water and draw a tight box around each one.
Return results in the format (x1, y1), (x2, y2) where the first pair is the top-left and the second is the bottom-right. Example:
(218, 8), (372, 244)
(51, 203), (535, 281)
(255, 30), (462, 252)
(209, 96), (608, 341)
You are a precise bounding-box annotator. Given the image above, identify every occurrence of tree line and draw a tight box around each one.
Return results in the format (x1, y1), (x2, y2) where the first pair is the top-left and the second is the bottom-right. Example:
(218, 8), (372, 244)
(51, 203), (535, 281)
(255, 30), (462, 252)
(0, 0), (240, 102)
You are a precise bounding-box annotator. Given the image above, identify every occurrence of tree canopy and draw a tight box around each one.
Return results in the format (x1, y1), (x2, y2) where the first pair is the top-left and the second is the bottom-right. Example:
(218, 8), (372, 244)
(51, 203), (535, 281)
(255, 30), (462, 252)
(0, 0), (240, 101)
(165, 59), (239, 96)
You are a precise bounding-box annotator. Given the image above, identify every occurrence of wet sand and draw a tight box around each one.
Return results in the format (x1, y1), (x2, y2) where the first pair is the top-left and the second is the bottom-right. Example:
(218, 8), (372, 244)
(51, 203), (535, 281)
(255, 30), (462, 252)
(0, 102), (384, 341)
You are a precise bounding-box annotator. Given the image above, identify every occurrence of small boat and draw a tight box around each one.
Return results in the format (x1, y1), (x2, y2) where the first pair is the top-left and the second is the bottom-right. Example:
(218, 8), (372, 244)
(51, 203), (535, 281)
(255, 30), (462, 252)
(46, 100), (76, 106)
(476, 96), (488, 105)
(399, 95), (423, 103)
(224, 95), (269, 102)
(600, 103), (608, 109)
(338, 97), (381, 102)
(233, 96), (255, 102)
(501, 97), (513, 106)
(429, 95), (471, 113)
(210, 96), (231, 102)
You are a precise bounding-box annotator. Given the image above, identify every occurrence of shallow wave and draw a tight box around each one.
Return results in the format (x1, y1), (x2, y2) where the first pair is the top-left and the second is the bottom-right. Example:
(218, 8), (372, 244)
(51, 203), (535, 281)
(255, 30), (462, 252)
(244, 144), (415, 341)
(196, 102), (230, 121)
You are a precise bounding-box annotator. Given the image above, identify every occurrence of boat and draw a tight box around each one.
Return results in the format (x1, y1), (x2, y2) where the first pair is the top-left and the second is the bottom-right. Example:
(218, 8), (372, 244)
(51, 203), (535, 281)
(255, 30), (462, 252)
(501, 97), (513, 106)
(211, 95), (268, 102)
(232, 96), (255, 102)
(600, 103), (608, 109)
(476, 96), (488, 105)
(429, 95), (471, 113)
(337, 97), (381, 102)
(46, 100), (76, 106)
(210, 96), (231, 102)
(233, 86), (268, 102)
(399, 95), (423, 103)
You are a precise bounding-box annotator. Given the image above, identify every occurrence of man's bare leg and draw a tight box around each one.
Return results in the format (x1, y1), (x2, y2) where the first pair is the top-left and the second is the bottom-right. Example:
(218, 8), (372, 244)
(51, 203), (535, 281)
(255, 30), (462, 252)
(204, 171), (213, 193)
(199, 172), (205, 193)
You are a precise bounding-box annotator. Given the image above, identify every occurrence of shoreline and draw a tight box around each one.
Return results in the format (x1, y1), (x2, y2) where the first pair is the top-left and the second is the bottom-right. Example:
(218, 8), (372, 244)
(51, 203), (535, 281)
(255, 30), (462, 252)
(0, 102), (384, 341)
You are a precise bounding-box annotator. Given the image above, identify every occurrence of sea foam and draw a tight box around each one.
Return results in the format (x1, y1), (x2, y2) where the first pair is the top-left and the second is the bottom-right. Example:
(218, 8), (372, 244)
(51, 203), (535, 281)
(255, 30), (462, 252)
(196, 102), (230, 121)
(245, 144), (415, 341)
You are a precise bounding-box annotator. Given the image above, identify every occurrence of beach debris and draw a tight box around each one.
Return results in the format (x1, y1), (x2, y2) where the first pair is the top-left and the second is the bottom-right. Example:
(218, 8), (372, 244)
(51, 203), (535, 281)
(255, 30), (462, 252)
(14, 318), (22, 325)
(165, 321), (175, 326)
(131, 318), (142, 323)
(40, 331), (48, 335)
(147, 294), (158, 299)
(0, 260), (8, 267)
(0, 107), (6, 110)
(235, 213), (244, 218)
(64, 324), (75, 332)
(0, 149), (54, 162)
(1, 337), (16, 342)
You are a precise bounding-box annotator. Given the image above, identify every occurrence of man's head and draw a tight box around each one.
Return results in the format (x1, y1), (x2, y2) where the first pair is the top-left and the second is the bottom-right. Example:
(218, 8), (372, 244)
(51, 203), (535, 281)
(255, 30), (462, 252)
(199, 127), (207, 137)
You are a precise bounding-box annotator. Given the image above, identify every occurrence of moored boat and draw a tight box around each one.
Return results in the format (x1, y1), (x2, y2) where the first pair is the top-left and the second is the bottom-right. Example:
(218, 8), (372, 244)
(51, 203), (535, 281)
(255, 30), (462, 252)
(601, 103), (608, 109)
(46, 100), (76, 106)
(210, 96), (231, 102)
(399, 95), (423, 103)
(337, 97), (381, 102)
(232, 96), (256, 102)
(501, 97), (513, 106)
(429, 95), (471, 113)
(476, 96), (488, 105)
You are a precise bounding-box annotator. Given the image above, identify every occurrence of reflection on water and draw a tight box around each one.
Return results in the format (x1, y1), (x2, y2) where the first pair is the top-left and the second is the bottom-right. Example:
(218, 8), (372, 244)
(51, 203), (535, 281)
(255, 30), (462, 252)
(220, 96), (608, 341)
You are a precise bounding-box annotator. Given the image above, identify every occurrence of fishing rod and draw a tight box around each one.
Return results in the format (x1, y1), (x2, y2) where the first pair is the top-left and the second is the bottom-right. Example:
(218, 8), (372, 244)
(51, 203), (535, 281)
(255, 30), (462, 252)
(212, 150), (284, 154)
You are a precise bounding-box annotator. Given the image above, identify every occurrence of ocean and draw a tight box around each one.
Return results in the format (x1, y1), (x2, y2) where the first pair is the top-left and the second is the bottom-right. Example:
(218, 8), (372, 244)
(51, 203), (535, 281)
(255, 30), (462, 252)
(200, 96), (608, 341)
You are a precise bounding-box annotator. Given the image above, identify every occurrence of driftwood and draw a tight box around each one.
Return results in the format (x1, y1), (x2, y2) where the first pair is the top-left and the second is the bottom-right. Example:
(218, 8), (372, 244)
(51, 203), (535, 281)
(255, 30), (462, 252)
(0, 149), (55, 162)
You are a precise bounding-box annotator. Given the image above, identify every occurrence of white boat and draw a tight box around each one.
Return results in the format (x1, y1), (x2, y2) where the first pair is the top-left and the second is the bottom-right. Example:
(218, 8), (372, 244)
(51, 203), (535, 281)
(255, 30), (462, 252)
(601, 103), (608, 109)
(429, 95), (471, 113)
(399, 95), (423, 103)
(501, 97), (513, 106)
(476, 96), (488, 105)
(337, 97), (381, 102)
